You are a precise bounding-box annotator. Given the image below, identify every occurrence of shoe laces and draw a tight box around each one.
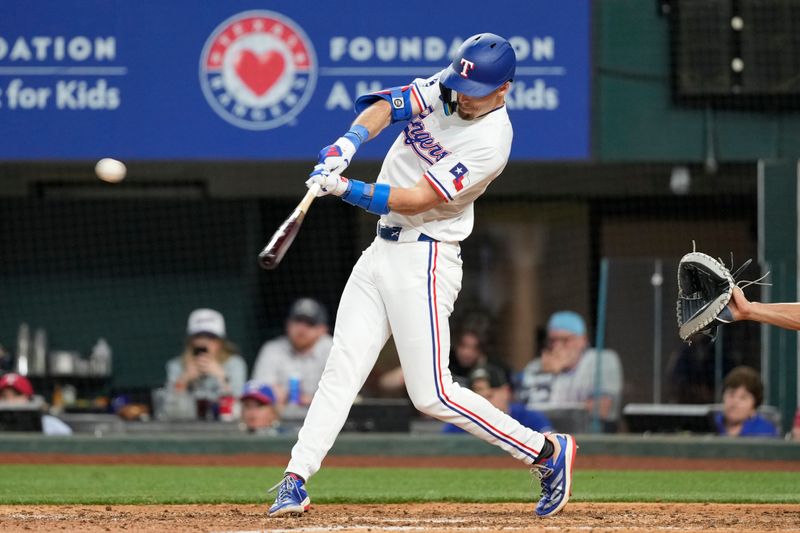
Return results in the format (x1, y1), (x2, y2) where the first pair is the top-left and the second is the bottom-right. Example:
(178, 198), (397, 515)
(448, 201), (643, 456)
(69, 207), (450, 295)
(268, 476), (298, 504)
(530, 463), (554, 498)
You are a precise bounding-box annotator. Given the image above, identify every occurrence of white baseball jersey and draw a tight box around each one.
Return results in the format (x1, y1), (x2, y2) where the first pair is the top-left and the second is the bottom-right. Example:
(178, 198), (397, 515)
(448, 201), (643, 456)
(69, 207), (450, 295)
(286, 73), (547, 484)
(378, 71), (513, 242)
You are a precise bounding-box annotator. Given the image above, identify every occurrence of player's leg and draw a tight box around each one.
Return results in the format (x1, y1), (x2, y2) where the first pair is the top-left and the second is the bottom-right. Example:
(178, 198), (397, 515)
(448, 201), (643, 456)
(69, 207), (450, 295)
(381, 240), (576, 517)
(382, 241), (546, 461)
(270, 242), (391, 516)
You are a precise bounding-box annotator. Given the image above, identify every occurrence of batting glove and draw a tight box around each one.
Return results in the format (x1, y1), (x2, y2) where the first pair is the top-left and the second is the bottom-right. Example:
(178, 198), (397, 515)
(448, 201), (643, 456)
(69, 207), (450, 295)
(306, 165), (350, 197)
(314, 125), (369, 177)
(316, 140), (355, 177)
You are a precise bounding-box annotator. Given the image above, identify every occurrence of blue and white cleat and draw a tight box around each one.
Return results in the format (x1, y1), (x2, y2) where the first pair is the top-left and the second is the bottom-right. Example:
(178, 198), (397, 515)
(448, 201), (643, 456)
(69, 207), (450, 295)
(533, 433), (577, 518)
(268, 474), (311, 517)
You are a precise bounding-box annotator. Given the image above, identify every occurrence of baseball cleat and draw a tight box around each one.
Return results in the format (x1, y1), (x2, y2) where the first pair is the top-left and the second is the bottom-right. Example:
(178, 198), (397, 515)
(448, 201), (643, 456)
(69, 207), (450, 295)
(533, 433), (577, 518)
(268, 474), (311, 517)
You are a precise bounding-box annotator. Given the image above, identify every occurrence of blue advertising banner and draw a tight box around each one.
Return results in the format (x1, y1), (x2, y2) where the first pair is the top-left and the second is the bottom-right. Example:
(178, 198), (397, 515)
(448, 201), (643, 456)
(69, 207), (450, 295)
(0, 1), (590, 160)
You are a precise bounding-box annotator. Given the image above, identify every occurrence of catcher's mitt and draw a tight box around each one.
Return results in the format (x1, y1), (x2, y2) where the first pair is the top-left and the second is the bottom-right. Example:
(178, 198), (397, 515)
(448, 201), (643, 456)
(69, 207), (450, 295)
(676, 251), (750, 342)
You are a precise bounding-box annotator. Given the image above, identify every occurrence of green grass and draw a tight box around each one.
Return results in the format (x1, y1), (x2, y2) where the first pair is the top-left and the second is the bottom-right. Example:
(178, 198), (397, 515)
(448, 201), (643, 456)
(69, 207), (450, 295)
(0, 465), (798, 505)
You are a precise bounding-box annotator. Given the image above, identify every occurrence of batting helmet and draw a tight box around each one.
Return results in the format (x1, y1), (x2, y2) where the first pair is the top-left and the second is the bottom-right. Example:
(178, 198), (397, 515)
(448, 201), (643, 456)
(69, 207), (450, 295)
(440, 33), (516, 97)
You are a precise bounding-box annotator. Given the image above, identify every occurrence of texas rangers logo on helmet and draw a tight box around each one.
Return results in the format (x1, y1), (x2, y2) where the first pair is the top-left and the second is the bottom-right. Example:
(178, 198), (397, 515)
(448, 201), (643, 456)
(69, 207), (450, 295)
(199, 10), (317, 130)
(459, 58), (475, 78)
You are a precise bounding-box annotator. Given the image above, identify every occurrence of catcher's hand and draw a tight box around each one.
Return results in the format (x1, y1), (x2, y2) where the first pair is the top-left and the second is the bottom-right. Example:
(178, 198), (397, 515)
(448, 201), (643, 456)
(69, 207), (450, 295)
(727, 287), (753, 321)
(676, 251), (746, 342)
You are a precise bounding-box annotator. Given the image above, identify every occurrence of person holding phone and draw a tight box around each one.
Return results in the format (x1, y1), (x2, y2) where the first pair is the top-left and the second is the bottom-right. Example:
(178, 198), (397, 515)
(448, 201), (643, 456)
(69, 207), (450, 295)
(165, 308), (247, 418)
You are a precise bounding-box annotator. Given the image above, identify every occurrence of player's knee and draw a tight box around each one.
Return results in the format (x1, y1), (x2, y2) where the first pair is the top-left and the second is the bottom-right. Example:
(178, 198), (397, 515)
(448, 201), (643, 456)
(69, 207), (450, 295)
(408, 392), (446, 418)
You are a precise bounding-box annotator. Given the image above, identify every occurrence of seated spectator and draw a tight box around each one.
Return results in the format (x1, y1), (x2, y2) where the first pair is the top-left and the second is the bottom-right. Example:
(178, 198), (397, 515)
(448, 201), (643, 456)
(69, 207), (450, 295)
(166, 308), (247, 417)
(666, 335), (734, 404)
(240, 381), (281, 435)
(0, 373), (72, 436)
(377, 314), (510, 402)
(449, 316), (511, 404)
(714, 366), (778, 437)
(443, 366), (552, 434)
(517, 311), (623, 432)
(251, 298), (332, 406)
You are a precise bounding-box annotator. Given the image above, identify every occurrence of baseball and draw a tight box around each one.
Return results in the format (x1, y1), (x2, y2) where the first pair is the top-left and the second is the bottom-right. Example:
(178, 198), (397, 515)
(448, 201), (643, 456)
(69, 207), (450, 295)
(95, 158), (127, 183)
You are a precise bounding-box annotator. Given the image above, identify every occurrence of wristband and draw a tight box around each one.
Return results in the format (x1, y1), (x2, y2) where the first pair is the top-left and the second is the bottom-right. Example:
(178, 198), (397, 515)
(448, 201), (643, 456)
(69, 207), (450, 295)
(342, 124), (369, 151)
(341, 179), (391, 215)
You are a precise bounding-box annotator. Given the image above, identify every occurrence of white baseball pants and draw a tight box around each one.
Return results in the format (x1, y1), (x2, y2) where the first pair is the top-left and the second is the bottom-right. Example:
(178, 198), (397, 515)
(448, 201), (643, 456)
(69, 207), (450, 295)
(286, 237), (547, 480)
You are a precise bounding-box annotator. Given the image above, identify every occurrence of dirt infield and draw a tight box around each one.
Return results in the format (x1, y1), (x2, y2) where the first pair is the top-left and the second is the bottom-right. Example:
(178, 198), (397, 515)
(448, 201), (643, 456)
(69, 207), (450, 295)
(1, 503), (799, 533)
(1, 452), (798, 471)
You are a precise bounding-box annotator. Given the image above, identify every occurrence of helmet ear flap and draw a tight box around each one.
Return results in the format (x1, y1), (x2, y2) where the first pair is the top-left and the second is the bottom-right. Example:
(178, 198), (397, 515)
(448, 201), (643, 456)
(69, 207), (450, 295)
(439, 82), (458, 116)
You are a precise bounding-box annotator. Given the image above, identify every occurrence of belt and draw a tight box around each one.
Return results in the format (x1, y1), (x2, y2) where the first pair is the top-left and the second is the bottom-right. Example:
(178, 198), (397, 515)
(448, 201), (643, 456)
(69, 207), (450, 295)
(377, 224), (437, 243)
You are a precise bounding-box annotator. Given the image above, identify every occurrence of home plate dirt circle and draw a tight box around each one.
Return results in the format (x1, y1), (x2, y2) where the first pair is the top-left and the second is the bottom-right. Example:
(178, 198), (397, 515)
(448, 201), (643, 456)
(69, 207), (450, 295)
(1, 503), (799, 532)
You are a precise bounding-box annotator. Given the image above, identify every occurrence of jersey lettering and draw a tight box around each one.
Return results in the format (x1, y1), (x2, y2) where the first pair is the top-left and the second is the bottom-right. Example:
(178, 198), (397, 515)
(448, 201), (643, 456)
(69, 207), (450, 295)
(402, 112), (450, 163)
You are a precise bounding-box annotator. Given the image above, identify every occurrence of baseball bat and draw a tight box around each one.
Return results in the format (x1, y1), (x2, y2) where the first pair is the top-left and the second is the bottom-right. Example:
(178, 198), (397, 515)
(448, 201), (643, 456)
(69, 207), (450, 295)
(258, 183), (320, 270)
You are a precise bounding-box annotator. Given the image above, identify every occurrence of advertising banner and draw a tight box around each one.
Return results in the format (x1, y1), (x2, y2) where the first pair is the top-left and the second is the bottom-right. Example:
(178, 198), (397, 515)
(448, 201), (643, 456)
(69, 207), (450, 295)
(0, 1), (590, 160)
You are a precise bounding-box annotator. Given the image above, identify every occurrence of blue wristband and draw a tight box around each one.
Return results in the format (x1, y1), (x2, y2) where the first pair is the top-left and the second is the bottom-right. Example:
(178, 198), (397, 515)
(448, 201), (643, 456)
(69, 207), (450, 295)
(368, 183), (391, 215)
(341, 179), (391, 215)
(342, 124), (369, 151)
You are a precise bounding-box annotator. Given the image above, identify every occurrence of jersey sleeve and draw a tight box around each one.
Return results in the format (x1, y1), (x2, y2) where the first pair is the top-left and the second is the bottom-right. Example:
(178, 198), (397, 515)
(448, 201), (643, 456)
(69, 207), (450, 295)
(412, 70), (445, 112)
(353, 70), (444, 117)
(422, 146), (507, 203)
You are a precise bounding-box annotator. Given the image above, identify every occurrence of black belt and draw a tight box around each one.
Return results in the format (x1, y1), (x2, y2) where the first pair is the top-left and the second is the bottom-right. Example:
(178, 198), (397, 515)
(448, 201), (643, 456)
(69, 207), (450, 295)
(377, 224), (437, 242)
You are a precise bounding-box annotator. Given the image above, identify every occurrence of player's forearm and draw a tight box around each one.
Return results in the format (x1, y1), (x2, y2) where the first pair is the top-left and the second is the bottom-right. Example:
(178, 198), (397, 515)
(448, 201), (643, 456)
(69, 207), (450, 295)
(746, 302), (800, 330)
(388, 181), (443, 215)
(353, 100), (391, 141)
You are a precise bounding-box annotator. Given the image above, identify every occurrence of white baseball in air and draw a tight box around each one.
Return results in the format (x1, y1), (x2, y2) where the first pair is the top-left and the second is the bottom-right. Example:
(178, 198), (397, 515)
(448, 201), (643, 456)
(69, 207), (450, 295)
(95, 158), (127, 183)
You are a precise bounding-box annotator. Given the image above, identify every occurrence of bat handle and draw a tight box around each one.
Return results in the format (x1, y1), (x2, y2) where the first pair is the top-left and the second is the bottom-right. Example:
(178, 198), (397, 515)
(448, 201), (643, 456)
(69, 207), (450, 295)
(298, 184), (321, 213)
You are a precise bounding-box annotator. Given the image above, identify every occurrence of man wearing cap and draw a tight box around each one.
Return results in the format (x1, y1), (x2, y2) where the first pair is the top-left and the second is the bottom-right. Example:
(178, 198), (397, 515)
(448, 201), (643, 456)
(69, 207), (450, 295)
(240, 381), (281, 435)
(166, 308), (247, 415)
(0, 373), (72, 435)
(518, 311), (624, 433)
(252, 298), (332, 407)
(269, 33), (576, 520)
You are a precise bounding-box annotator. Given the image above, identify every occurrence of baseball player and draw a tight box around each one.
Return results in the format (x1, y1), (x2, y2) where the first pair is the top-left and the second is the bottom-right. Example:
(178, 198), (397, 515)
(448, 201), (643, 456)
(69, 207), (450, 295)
(268, 33), (577, 519)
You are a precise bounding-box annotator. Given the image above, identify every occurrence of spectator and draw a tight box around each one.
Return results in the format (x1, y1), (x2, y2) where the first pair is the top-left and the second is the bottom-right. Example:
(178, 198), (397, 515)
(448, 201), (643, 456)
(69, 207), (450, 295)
(666, 335), (734, 404)
(251, 298), (332, 406)
(240, 381), (281, 435)
(449, 316), (511, 403)
(444, 366), (552, 434)
(377, 314), (510, 401)
(792, 408), (800, 441)
(714, 366), (778, 437)
(0, 373), (72, 435)
(166, 308), (247, 416)
(517, 311), (623, 432)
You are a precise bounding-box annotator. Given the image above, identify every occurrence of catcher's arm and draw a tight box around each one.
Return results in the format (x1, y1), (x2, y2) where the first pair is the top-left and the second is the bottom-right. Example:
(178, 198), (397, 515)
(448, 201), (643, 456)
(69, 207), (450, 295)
(728, 287), (800, 330)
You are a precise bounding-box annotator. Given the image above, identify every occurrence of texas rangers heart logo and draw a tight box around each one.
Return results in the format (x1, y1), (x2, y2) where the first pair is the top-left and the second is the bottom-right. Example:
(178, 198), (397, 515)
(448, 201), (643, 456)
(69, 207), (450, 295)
(199, 10), (317, 130)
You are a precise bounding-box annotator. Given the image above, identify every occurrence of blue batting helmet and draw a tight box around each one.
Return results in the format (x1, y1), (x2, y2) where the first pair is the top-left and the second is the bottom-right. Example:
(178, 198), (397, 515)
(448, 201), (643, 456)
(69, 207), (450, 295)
(440, 33), (516, 97)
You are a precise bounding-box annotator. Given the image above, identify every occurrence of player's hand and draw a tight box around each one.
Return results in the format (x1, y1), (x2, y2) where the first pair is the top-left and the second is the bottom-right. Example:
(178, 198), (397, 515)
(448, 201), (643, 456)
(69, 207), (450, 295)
(316, 139), (355, 176)
(727, 286), (752, 321)
(306, 165), (349, 196)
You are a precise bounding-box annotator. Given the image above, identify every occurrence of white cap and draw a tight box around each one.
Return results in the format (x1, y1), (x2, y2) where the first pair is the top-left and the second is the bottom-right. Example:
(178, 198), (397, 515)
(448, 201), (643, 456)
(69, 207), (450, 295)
(187, 308), (226, 338)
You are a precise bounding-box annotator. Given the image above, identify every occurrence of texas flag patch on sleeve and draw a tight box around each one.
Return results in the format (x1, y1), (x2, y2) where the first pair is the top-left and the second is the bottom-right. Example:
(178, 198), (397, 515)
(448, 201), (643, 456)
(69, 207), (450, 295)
(450, 162), (470, 192)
